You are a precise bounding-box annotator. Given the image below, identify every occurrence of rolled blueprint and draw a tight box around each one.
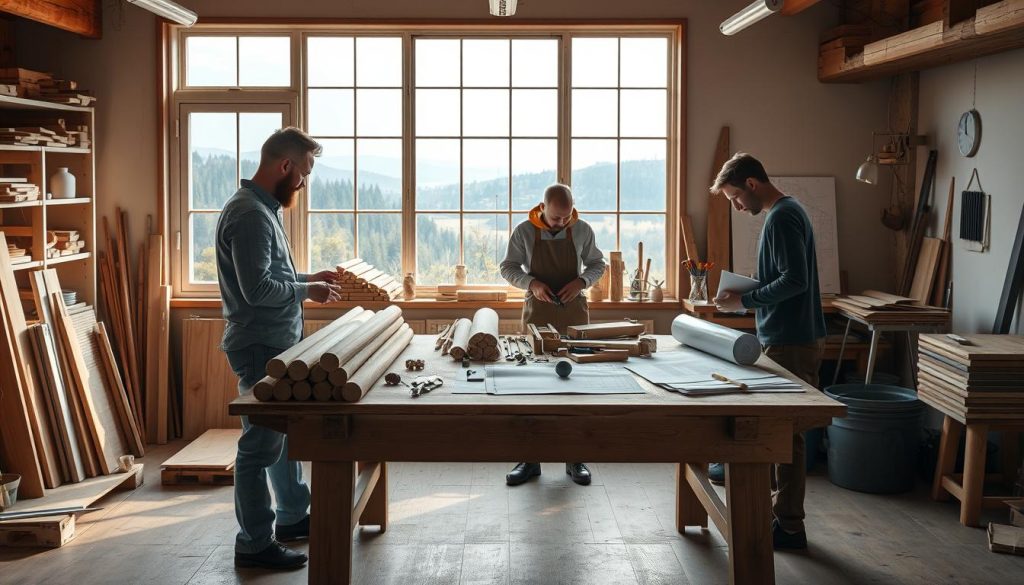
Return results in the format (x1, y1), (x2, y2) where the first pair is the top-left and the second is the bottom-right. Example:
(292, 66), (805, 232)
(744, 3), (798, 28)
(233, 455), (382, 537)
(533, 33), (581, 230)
(670, 314), (761, 365)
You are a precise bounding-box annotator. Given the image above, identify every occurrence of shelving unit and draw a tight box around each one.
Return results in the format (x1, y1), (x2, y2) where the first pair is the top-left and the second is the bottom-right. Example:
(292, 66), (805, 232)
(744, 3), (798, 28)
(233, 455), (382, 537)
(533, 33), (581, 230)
(0, 94), (95, 306)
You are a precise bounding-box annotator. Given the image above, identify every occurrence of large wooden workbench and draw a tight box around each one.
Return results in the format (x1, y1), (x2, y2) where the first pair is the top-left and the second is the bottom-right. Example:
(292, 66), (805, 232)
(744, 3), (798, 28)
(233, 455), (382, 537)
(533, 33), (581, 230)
(230, 335), (846, 585)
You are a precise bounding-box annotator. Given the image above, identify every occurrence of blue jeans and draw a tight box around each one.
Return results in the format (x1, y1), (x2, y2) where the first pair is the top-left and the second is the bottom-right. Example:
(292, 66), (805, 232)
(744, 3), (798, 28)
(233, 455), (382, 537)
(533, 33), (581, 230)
(226, 343), (311, 553)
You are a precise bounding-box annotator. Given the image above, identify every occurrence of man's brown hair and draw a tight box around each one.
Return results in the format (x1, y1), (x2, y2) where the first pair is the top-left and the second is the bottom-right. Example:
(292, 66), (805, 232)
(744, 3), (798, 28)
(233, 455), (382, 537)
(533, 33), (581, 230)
(710, 152), (769, 194)
(261, 126), (323, 164)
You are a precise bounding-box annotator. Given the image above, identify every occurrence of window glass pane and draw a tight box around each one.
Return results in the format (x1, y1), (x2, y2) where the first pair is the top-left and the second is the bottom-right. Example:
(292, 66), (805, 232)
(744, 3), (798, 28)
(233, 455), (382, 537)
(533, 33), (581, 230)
(511, 89), (556, 137)
(309, 139), (354, 210)
(307, 37), (354, 87)
(620, 140), (666, 212)
(416, 89), (460, 136)
(356, 37), (402, 87)
(620, 37), (668, 88)
(620, 89), (666, 137)
(190, 212), (220, 283)
(463, 89), (509, 137)
(571, 38), (617, 87)
(186, 36), (236, 86)
(357, 214), (402, 275)
(189, 112), (236, 211)
(309, 213), (355, 272)
(463, 39), (510, 87)
(416, 39), (460, 87)
(416, 214), (460, 284)
(308, 89), (354, 136)
(239, 113), (283, 181)
(512, 39), (557, 88)
(463, 139), (509, 211)
(358, 139), (402, 210)
(511, 139), (556, 211)
(620, 214), (666, 286)
(239, 37), (290, 86)
(464, 214), (510, 285)
(416, 139), (460, 211)
(587, 214), (617, 264)
(571, 89), (617, 137)
(356, 89), (402, 137)
(571, 139), (616, 211)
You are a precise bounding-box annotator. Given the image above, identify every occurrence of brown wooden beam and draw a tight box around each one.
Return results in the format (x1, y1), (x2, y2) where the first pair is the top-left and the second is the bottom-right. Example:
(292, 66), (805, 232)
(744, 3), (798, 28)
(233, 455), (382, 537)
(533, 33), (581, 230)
(781, 0), (825, 16)
(0, 0), (100, 39)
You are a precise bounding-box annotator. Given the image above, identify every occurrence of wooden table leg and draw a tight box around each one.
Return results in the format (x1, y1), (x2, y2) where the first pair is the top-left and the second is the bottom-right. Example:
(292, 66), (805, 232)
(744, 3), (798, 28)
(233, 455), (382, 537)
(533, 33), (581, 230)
(932, 415), (963, 501)
(676, 463), (708, 531)
(358, 461), (388, 531)
(961, 424), (989, 527)
(310, 460), (356, 585)
(725, 462), (774, 585)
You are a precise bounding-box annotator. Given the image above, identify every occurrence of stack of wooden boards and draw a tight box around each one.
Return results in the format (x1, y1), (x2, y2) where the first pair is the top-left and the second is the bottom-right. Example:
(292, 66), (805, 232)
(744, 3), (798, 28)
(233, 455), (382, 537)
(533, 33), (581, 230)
(47, 230), (86, 258)
(6, 241), (31, 265)
(336, 258), (402, 301)
(0, 126), (84, 149)
(161, 429), (240, 486)
(97, 210), (174, 445)
(253, 306), (414, 402)
(435, 285), (509, 302)
(917, 334), (1024, 424)
(525, 320), (657, 362)
(0, 68), (96, 106)
(0, 179), (40, 203)
(435, 308), (501, 361)
(988, 500), (1024, 557)
(833, 290), (950, 324)
(0, 235), (143, 502)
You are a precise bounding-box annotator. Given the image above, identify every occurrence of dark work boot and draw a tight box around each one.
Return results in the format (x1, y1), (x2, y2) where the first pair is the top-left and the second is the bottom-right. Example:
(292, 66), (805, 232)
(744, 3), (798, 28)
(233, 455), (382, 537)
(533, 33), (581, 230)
(566, 463), (591, 486)
(506, 462), (542, 486)
(234, 540), (308, 570)
(275, 515), (309, 542)
(772, 519), (808, 550)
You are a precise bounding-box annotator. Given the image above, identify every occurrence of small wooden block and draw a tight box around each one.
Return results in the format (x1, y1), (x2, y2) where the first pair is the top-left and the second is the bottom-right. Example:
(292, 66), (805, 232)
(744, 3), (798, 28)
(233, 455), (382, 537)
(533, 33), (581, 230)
(567, 349), (629, 363)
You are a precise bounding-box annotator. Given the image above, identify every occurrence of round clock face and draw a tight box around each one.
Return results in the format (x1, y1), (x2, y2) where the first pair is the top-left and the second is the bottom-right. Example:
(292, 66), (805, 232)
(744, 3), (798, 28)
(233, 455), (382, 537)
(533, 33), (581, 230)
(958, 109), (981, 157)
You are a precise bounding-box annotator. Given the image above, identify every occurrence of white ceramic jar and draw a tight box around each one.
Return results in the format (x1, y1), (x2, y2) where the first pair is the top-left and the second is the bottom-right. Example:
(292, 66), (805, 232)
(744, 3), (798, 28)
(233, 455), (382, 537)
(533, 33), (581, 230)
(50, 167), (76, 199)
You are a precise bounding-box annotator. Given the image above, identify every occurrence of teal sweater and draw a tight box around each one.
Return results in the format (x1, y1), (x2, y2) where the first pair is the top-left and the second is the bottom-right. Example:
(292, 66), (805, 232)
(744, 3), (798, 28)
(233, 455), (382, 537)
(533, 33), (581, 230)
(740, 197), (826, 345)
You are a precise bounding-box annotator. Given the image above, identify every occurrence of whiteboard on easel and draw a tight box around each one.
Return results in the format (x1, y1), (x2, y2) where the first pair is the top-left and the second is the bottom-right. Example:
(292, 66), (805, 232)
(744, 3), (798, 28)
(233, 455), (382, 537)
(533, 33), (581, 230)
(730, 176), (841, 295)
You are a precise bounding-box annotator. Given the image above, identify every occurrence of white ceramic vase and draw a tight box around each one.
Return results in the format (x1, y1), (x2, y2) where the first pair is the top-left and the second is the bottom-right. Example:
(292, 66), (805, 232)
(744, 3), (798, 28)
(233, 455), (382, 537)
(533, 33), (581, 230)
(50, 167), (76, 199)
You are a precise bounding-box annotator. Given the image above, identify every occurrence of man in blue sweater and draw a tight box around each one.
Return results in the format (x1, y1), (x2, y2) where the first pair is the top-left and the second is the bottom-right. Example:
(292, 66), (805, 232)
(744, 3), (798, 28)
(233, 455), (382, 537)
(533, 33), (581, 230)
(711, 153), (826, 550)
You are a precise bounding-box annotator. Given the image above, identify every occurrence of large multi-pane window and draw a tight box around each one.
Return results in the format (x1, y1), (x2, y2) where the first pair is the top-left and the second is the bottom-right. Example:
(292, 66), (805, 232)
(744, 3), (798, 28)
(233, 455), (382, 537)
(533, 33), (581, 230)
(170, 26), (681, 297)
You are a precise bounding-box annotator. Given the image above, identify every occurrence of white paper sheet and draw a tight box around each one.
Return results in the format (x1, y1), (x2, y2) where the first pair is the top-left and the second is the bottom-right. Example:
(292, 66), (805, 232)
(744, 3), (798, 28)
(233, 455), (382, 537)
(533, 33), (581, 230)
(484, 363), (646, 395)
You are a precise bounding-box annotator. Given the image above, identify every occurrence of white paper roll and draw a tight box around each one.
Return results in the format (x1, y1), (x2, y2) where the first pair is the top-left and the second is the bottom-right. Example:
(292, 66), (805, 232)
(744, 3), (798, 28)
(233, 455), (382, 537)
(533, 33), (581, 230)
(670, 314), (762, 365)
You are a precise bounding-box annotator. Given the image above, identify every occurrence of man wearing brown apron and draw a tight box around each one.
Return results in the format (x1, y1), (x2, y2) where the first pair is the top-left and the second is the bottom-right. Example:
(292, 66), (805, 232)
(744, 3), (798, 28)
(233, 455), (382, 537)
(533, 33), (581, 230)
(499, 184), (608, 486)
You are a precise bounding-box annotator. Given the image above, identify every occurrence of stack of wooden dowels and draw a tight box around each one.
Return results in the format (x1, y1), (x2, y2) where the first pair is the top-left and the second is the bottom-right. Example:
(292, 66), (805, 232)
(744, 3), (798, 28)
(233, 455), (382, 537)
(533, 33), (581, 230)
(335, 259), (403, 301)
(253, 306), (413, 402)
(434, 308), (501, 362)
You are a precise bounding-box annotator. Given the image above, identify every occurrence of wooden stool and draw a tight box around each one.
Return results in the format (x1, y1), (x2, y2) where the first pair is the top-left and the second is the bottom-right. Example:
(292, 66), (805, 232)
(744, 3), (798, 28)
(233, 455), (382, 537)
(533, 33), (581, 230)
(931, 415), (1021, 526)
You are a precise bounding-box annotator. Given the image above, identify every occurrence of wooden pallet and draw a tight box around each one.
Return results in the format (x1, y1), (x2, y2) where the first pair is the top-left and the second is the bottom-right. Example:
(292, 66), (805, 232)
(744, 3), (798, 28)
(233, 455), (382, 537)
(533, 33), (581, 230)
(0, 464), (144, 548)
(160, 467), (234, 486)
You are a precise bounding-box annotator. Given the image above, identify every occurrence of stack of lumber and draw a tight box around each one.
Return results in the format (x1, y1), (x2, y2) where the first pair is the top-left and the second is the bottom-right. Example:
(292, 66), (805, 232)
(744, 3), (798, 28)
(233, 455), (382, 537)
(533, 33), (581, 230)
(335, 258), (402, 301)
(435, 308), (500, 361)
(0, 180), (40, 203)
(253, 305), (414, 402)
(917, 334), (1024, 424)
(161, 429), (240, 486)
(6, 241), (31, 264)
(98, 210), (175, 445)
(567, 320), (646, 340)
(47, 230), (85, 258)
(456, 290), (508, 302)
(833, 290), (950, 324)
(436, 284), (460, 301)
(0, 68), (96, 106)
(0, 127), (76, 148)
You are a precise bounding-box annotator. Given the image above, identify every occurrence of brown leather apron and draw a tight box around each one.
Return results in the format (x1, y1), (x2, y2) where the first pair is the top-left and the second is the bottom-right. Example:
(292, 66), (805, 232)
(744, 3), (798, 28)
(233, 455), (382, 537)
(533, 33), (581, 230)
(521, 225), (589, 333)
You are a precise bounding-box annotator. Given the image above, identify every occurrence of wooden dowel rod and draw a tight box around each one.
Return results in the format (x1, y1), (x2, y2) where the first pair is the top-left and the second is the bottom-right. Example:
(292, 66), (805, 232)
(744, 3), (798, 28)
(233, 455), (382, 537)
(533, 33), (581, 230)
(320, 306), (403, 372)
(265, 307), (365, 378)
(340, 325), (414, 402)
(328, 318), (405, 387)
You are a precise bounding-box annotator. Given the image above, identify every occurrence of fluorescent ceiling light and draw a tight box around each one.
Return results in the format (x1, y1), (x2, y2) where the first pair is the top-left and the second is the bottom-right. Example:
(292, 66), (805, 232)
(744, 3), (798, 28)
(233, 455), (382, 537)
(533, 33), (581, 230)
(720, 0), (782, 36)
(489, 0), (518, 17)
(127, 0), (198, 27)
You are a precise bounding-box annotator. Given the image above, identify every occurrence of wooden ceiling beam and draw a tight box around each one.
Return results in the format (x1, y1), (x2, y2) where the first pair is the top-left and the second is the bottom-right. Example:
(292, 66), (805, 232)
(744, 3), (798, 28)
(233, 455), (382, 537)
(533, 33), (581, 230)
(0, 0), (100, 39)
(781, 0), (825, 16)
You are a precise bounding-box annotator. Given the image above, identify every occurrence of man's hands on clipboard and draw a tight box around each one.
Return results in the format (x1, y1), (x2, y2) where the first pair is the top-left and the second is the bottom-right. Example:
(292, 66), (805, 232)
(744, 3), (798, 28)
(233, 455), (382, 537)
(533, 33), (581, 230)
(714, 291), (745, 312)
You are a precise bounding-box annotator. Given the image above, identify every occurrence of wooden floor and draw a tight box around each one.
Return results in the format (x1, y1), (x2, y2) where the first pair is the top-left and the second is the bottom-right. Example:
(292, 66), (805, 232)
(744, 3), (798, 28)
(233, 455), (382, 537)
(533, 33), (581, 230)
(1, 441), (1021, 584)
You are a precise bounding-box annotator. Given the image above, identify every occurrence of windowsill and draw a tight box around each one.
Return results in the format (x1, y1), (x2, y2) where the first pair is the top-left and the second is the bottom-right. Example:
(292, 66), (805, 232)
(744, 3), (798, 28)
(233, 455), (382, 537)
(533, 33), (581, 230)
(170, 297), (685, 311)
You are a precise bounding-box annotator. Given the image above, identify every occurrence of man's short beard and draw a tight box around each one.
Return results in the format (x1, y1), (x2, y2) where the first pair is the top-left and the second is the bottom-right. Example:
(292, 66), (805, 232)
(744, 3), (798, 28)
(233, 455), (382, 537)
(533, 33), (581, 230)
(273, 175), (299, 208)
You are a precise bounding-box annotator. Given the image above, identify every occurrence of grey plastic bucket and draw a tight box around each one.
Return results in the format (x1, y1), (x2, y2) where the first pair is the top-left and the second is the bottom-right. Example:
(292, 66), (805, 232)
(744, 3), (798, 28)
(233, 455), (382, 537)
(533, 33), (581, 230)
(825, 384), (923, 494)
(845, 371), (901, 386)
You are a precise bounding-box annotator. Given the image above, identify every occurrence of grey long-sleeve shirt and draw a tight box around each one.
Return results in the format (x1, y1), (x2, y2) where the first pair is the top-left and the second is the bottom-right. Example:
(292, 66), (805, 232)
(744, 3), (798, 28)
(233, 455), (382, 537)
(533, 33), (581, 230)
(500, 218), (607, 290)
(740, 196), (826, 345)
(217, 180), (311, 352)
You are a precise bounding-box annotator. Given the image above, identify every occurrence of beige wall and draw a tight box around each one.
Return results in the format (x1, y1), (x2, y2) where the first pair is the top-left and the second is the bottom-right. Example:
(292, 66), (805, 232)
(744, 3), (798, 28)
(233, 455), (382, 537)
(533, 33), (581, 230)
(916, 47), (1024, 334)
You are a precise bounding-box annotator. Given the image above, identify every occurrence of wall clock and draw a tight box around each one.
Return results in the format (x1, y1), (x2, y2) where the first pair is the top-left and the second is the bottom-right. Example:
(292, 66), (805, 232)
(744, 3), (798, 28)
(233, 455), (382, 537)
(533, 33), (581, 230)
(958, 109), (981, 157)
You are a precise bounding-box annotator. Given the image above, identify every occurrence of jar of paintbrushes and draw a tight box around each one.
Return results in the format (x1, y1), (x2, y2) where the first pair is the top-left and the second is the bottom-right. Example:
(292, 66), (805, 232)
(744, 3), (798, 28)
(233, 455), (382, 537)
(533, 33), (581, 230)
(682, 259), (713, 302)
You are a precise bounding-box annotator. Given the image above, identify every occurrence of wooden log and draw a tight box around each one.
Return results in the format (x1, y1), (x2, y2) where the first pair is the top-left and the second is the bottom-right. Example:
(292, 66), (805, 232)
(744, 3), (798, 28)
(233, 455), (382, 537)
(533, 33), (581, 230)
(286, 313), (373, 381)
(327, 318), (405, 388)
(292, 381), (313, 401)
(467, 308), (499, 361)
(339, 325), (414, 403)
(272, 378), (293, 402)
(265, 307), (365, 378)
(253, 376), (276, 402)
(320, 306), (403, 372)
(312, 381), (334, 402)
(309, 364), (328, 383)
(448, 318), (474, 360)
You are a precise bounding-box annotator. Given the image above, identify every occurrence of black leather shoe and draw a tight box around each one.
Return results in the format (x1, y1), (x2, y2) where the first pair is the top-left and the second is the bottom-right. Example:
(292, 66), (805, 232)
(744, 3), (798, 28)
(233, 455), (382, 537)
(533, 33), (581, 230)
(275, 515), (309, 542)
(506, 462), (541, 486)
(772, 519), (808, 550)
(708, 463), (725, 486)
(566, 463), (591, 486)
(235, 540), (308, 570)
